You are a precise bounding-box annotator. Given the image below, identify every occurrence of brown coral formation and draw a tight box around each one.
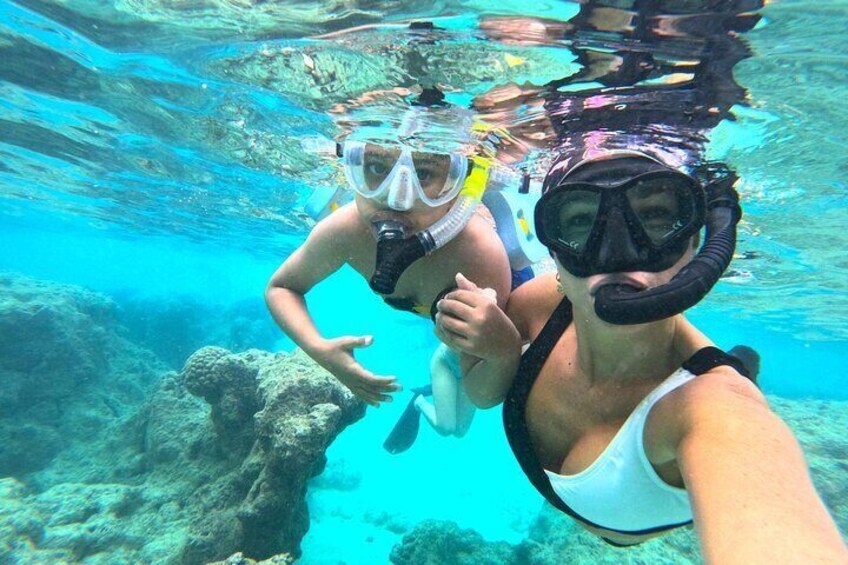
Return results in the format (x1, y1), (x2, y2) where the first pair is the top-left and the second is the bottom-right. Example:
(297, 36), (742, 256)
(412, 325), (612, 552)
(174, 346), (366, 563)
(1, 344), (364, 564)
(0, 274), (365, 563)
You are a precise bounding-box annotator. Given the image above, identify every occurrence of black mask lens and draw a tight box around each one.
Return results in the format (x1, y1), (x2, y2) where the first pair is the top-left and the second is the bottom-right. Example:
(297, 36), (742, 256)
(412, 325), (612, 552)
(543, 188), (601, 256)
(625, 176), (699, 247)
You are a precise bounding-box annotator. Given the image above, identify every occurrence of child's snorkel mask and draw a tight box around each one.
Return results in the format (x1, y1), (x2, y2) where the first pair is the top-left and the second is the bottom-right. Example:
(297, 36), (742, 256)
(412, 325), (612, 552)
(302, 134), (492, 295)
(365, 152), (490, 296)
(537, 152), (742, 324)
(343, 141), (469, 211)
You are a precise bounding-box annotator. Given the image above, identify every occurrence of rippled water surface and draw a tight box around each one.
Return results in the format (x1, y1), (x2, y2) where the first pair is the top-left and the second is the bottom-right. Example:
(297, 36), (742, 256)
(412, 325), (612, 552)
(1, 0), (846, 342)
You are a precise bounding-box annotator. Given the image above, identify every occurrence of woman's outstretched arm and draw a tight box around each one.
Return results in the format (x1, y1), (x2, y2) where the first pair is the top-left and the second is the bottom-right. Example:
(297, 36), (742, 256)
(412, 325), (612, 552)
(666, 370), (847, 563)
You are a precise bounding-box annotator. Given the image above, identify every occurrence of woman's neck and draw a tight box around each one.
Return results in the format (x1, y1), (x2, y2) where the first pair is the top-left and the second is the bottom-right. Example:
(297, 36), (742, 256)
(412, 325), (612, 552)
(571, 304), (680, 386)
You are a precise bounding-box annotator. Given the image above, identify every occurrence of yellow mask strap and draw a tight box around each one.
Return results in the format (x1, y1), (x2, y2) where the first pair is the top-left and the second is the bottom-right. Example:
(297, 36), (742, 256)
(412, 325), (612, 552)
(460, 156), (492, 200)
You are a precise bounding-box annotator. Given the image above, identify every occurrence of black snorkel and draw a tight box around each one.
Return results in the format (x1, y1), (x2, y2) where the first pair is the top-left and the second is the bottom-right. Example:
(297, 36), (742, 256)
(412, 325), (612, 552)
(368, 157), (491, 295)
(369, 220), (435, 295)
(593, 173), (741, 324)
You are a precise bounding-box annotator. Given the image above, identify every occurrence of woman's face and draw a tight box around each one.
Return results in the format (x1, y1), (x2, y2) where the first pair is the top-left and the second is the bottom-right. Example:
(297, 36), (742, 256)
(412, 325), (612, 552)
(557, 235), (698, 315)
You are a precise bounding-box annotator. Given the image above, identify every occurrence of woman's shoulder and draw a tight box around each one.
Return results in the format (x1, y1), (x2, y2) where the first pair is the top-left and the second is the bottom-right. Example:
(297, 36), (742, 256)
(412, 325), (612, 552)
(647, 361), (768, 463)
(666, 323), (766, 417)
(505, 272), (563, 341)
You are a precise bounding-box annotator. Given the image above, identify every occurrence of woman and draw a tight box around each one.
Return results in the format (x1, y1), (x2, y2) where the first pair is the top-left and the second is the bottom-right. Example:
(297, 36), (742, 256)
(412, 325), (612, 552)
(434, 151), (846, 560)
(265, 136), (514, 452)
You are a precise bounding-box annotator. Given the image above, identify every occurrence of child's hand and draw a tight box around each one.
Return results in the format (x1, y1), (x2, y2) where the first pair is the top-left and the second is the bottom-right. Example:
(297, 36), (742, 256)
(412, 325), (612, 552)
(434, 273), (521, 361)
(315, 335), (401, 407)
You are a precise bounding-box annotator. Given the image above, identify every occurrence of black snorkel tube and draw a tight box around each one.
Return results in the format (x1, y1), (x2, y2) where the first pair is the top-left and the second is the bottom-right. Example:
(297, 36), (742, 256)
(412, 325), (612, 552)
(593, 174), (742, 325)
(369, 220), (435, 295)
(368, 157), (491, 295)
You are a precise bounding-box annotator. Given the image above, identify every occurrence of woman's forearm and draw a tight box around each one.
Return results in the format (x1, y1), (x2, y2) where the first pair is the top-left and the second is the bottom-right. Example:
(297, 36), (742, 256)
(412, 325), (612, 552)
(677, 376), (847, 564)
(462, 351), (521, 408)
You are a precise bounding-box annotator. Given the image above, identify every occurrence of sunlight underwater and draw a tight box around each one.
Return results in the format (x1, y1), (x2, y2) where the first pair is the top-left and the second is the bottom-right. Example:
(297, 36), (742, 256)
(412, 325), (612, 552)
(0, 0), (846, 564)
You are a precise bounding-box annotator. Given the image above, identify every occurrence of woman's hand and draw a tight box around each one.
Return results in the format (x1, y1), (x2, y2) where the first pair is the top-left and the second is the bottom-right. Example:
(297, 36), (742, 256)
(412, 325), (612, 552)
(313, 335), (401, 407)
(434, 273), (521, 361)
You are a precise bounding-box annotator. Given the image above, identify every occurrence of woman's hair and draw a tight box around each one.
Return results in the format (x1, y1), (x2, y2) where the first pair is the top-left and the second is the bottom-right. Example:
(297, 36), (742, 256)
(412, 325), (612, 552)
(542, 151), (673, 194)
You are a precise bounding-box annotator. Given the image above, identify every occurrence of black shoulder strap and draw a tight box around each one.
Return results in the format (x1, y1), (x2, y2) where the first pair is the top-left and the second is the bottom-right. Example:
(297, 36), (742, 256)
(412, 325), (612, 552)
(500, 307), (727, 536)
(503, 298), (587, 521)
(683, 346), (752, 380)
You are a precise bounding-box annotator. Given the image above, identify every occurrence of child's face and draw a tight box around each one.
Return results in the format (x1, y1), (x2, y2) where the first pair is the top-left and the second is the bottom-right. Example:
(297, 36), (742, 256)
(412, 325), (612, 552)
(362, 146), (455, 204)
(354, 192), (455, 233)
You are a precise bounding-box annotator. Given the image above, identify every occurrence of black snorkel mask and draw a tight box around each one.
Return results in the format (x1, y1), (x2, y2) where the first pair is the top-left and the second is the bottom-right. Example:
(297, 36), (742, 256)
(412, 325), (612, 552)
(536, 153), (741, 325)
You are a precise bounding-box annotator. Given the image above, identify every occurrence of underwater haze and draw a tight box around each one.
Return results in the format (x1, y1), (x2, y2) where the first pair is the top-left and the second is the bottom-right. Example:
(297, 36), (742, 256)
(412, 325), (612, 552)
(0, 0), (846, 564)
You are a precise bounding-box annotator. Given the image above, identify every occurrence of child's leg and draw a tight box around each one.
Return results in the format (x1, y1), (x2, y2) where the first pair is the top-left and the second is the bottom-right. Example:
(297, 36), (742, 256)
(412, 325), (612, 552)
(453, 379), (476, 438)
(416, 344), (460, 435)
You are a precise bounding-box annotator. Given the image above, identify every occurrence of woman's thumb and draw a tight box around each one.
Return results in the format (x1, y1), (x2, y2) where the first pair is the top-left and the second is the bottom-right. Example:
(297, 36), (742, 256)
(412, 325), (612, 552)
(456, 272), (479, 291)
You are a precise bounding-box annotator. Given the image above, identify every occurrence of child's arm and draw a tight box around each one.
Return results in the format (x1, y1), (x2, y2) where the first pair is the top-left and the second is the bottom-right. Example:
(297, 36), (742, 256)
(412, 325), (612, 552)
(265, 206), (400, 406)
(434, 274), (522, 408)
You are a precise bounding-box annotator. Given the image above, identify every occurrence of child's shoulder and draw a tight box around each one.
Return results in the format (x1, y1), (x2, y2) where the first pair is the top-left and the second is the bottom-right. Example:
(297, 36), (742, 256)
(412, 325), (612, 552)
(311, 203), (365, 237)
(305, 203), (370, 260)
(456, 212), (507, 256)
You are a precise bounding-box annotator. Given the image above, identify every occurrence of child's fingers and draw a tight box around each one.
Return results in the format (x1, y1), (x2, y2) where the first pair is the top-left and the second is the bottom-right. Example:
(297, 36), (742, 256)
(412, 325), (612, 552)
(434, 324), (471, 354)
(356, 369), (401, 392)
(434, 312), (469, 339)
(443, 289), (489, 307)
(481, 287), (498, 303)
(370, 378), (402, 392)
(337, 335), (374, 351)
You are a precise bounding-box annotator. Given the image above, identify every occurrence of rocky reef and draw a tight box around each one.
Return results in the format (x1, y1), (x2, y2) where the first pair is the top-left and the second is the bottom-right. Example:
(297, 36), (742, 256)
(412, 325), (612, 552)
(207, 551), (295, 565)
(173, 346), (366, 562)
(388, 513), (698, 565)
(0, 273), (164, 476)
(389, 520), (519, 565)
(0, 273), (364, 564)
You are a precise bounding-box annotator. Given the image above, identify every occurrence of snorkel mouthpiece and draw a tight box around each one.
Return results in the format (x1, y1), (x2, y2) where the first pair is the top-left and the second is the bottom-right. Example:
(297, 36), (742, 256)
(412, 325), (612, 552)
(368, 157), (493, 295)
(593, 174), (742, 324)
(369, 220), (431, 295)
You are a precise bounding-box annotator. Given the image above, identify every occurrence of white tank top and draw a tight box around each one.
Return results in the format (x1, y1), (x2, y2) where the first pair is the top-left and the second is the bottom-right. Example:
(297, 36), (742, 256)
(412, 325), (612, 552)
(544, 367), (696, 532)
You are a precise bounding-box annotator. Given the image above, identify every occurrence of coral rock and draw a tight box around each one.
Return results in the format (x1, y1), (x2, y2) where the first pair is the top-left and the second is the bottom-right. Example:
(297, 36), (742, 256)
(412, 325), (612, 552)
(177, 347), (365, 562)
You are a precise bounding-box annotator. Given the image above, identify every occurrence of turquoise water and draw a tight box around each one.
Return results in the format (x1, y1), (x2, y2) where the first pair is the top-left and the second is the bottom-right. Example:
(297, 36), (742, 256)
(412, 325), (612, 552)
(1, 1), (846, 563)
